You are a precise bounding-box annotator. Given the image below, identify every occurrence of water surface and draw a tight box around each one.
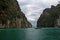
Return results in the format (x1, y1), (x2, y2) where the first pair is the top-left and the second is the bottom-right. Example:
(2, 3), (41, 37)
(0, 28), (60, 40)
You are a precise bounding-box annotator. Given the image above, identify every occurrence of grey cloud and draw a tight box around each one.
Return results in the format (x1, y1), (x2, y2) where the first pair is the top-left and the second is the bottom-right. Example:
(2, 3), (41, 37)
(17, 0), (59, 27)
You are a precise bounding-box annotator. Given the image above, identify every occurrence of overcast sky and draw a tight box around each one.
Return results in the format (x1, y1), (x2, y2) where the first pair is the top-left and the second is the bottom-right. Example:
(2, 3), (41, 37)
(17, 0), (59, 27)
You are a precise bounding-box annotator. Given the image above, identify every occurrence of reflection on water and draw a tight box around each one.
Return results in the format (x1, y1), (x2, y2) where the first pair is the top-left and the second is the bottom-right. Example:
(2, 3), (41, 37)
(0, 28), (60, 40)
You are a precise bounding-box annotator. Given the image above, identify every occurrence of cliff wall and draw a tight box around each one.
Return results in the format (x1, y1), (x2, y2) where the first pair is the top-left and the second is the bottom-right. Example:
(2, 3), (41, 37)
(0, 0), (32, 28)
(37, 4), (60, 28)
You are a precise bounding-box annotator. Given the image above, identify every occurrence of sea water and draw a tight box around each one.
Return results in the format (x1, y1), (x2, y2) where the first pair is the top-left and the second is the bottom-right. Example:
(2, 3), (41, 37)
(0, 28), (60, 40)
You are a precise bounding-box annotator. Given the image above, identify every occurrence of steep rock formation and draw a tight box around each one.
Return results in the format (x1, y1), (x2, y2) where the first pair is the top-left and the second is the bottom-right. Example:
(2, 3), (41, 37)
(37, 4), (60, 28)
(0, 0), (32, 28)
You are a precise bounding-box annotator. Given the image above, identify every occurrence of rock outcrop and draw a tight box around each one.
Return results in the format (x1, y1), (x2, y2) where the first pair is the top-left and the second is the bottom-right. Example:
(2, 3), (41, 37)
(37, 4), (60, 28)
(0, 0), (32, 28)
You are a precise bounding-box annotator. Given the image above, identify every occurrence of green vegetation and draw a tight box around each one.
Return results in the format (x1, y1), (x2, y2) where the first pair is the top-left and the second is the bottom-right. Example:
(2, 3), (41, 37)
(0, 0), (22, 24)
(37, 4), (60, 27)
(0, 0), (32, 28)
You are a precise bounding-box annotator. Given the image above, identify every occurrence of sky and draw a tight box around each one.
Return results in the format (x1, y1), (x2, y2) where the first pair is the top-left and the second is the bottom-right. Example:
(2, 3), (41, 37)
(17, 0), (59, 27)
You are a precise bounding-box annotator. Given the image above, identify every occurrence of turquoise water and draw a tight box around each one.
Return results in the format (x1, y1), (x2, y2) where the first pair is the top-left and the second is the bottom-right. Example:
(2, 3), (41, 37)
(0, 28), (60, 40)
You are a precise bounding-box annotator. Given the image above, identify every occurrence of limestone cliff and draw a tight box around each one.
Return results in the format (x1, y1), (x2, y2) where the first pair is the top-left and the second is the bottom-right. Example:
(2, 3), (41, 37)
(37, 4), (60, 28)
(0, 0), (32, 28)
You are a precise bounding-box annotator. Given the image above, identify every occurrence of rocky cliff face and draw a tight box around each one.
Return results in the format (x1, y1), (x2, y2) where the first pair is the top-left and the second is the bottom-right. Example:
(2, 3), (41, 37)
(0, 0), (32, 28)
(37, 4), (60, 28)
